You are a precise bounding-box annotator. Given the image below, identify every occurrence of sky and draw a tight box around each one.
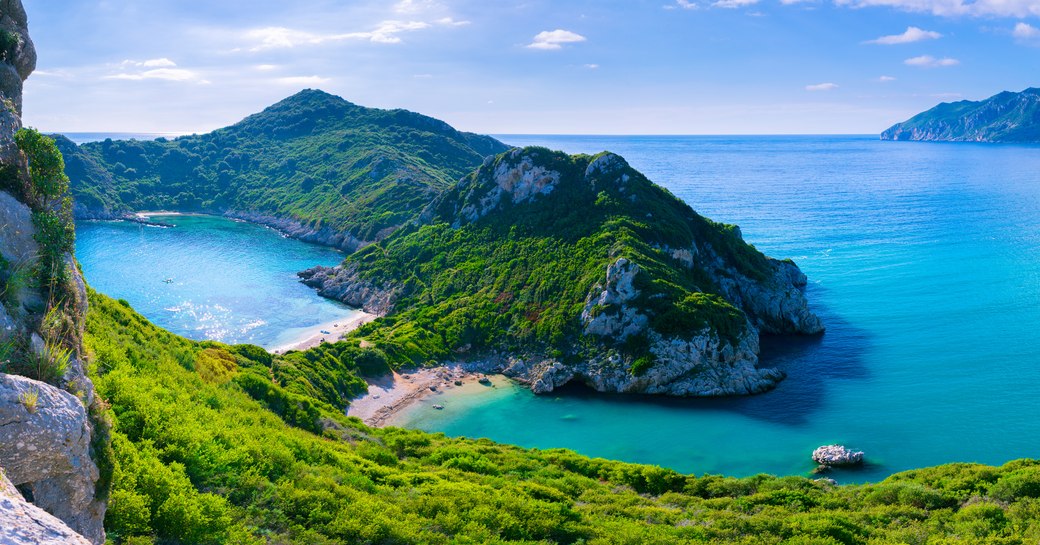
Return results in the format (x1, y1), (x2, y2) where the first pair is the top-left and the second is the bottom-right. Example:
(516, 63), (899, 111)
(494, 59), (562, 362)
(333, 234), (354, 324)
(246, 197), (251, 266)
(18, 0), (1040, 134)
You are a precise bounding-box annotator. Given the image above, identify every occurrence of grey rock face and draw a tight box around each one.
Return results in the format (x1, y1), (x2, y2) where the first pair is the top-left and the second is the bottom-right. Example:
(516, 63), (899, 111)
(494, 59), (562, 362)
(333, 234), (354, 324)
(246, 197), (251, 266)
(453, 148), (562, 226)
(581, 257), (648, 340)
(0, 189), (36, 267)
(469, 324), (783, 397)
(0, 470), (91, 545)
(298, 262), (397, 316)
(0, 374), (104, 543)
(224, 210), (372, 253)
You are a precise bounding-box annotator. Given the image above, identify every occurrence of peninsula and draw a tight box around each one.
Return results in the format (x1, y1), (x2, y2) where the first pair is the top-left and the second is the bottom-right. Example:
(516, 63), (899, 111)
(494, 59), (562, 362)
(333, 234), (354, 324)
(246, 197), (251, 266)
(882, 87), (1040, 143)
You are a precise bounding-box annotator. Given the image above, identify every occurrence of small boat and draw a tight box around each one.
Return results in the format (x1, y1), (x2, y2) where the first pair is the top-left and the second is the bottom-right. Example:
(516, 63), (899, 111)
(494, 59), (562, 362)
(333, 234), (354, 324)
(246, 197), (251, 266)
(162, 278), (173, 284)
(432, 404), (444, 410)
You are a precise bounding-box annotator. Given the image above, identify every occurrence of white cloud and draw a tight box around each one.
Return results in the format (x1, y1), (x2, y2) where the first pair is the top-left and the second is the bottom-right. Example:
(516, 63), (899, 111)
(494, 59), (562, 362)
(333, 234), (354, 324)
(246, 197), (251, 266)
(526, 29), (587, 50)
(834, 0), (1040, 17)
(780, 0), (816, 4)
(435, 17), (470, 26)
(121, 58), (178, 68)
(584, 63), (600, 69)
(713, 0), (759, 7)
(904, 55), (959, 67)
(394, 0), (437, 14)
(675, 0), (699, 8)
(106, 68), (204, 82)
(805, 82), (839, 91)
(878, 75), (897, 81)
(254, 64), (278, 71)
(274, 75), (331, 86)
(1013, 21), (1040, 41)
(242, 21), (434, 51)
(866, 26), (942, 44)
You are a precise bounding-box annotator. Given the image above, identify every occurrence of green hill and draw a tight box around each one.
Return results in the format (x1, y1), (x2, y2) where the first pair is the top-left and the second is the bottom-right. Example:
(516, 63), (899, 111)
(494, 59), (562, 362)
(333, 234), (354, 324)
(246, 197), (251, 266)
(87, 280), (1040, 545)
(881, 87), (1040, 142)
(59, 90), (509, 251)
(302, 147), (823, 397)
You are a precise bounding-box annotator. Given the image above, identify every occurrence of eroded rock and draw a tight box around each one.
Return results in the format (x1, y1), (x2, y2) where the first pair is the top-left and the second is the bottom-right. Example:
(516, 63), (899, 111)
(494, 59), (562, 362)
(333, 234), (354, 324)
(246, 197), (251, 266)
(0, 374), (104, 543)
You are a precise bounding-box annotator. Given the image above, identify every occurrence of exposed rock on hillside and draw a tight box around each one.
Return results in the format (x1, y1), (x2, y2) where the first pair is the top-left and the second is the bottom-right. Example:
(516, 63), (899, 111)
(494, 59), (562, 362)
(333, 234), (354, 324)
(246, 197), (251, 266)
(882, 87), (1040, 142)
(0, 375), (104, 543)
(1, 469), (90, 545)
(298, 262), (399, 315)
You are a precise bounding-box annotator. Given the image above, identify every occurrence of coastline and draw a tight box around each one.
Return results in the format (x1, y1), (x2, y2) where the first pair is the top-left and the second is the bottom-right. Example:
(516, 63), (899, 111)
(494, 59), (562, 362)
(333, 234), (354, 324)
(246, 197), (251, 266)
(270, 311), (376, 354)
(347, 365), (495, 427)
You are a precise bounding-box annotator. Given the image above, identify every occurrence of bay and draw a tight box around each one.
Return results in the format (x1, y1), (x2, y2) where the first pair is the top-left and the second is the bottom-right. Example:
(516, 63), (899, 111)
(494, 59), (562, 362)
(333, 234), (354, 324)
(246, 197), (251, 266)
(396, 135), (1040, 482)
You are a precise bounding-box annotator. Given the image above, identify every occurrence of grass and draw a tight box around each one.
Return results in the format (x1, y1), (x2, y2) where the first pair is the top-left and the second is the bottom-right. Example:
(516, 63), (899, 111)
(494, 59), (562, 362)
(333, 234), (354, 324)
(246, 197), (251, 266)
(18, 386), (38, 413)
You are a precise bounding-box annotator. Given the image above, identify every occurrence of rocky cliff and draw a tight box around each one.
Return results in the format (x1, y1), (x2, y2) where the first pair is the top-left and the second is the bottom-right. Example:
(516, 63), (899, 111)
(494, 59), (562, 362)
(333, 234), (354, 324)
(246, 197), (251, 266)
(882, 87), (1040, 142)
(305, 147), (822, 397)
(0, 2), (106, 543)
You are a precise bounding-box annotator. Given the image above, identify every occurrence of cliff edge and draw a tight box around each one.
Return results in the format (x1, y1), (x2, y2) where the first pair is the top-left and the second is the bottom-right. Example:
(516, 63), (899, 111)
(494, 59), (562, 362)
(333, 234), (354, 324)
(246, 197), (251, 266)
(0, 2), (106, 543)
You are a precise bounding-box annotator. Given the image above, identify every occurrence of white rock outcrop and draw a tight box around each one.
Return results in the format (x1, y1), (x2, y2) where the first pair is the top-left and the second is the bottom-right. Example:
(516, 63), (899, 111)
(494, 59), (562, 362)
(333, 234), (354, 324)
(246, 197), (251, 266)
(0, 469), (91, 545)
(812, 445), (864, 467)
(0, 374), (105, 544)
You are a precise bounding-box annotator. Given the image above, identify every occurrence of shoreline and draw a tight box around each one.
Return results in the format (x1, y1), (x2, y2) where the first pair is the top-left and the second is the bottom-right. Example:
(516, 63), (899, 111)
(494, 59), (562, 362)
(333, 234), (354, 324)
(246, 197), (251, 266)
(270, 311), (376, 354)
(347, 365), (496, 427)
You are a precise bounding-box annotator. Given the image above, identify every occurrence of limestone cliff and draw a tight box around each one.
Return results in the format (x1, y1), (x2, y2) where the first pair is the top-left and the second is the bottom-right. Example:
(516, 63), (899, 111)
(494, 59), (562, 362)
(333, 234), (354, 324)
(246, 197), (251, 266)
(305, 147), (822, 397)
(0, 2), (106, 543)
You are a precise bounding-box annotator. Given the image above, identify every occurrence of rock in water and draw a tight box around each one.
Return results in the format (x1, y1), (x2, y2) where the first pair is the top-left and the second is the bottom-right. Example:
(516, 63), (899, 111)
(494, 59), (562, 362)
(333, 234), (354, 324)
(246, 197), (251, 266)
(812, 445), (864, 467)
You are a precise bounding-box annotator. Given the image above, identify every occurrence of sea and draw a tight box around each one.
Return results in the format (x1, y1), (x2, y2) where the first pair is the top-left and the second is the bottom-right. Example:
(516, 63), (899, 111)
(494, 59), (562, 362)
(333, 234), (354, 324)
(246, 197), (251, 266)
(76, 214), (359, 349)
(74, 133), (1040, 482)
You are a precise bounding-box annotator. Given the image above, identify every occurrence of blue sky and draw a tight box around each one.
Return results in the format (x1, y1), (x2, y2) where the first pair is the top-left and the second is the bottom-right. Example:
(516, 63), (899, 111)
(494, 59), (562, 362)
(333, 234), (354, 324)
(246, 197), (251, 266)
(20, 0), (1040, 134)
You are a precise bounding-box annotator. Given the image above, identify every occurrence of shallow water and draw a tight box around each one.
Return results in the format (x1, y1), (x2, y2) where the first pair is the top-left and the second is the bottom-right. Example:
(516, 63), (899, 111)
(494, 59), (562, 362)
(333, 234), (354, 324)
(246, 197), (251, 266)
(76, 215), (358, 349)
(396, 135), (1040, 482)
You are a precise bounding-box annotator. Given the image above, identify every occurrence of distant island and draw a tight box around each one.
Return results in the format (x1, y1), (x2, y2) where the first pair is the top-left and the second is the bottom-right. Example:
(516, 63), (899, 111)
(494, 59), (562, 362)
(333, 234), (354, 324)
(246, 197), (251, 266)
(882, 87), (1040, 142)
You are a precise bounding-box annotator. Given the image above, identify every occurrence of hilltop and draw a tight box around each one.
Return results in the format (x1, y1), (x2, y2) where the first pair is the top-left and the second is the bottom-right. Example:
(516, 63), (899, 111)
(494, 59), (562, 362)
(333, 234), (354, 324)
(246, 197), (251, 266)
(882, 87), (1040, 143)
(59, 89), (509, 251)
(303, 147), (823, 397)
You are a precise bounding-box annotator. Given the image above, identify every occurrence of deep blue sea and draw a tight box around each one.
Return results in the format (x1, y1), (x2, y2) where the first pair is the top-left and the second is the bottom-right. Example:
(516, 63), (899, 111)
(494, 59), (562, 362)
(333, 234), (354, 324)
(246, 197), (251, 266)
(76, 215), (358, 349)
(75, 134), (1040, 482)
(394, 134), (1040, 482)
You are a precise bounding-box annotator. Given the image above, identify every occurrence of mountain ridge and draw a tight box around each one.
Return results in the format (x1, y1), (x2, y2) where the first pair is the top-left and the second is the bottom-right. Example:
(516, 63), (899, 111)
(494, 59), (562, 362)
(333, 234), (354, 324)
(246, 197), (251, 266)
(59, 89), (509, 252)
(881, 87), (1040, 142)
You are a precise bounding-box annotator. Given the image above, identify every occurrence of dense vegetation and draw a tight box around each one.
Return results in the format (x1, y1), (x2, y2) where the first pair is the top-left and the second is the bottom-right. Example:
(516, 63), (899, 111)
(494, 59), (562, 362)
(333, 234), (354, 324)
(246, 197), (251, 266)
(60, 89), (508, 245)
(0, 128), (82, 385)
(85, 285), (1040, 544)
(881, 87), (1040, 142)
(336, 148), (773, 371)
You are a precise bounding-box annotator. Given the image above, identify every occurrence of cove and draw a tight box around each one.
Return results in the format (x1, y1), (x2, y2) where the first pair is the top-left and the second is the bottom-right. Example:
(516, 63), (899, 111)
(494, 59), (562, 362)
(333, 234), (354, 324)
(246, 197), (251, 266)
(76, 214), (360, 350)
(395, 135), (1040, 482)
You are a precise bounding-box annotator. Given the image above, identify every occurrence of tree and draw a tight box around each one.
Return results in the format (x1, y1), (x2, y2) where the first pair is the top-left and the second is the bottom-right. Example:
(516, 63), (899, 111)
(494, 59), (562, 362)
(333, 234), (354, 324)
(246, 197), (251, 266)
(15, 127), (70, 209)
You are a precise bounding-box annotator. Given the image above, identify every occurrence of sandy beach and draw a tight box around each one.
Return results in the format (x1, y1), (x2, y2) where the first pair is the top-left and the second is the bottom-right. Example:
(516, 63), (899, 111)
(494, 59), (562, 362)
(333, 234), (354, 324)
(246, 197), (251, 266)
(270, 311), (376, 353)
(347, 365), (494, 427)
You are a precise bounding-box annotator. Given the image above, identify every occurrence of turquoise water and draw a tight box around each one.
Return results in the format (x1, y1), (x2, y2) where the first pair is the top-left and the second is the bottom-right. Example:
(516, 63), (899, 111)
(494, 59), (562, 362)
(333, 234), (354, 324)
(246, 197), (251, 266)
(76, 215), (358, 349)
(398, 135), (1040, 482)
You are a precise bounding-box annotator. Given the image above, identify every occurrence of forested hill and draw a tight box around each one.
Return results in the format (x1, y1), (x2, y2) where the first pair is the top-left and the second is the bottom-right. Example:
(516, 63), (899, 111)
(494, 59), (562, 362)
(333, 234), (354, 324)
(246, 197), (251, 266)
(58, 89), (509, 251)
(881, 87), (1040, 142)
(303, 147), (823, 398)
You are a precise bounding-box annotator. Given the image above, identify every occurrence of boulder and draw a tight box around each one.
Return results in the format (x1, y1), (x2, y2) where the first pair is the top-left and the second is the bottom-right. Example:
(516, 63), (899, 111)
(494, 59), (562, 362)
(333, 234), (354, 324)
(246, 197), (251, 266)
(0, 469), (90, 545)
(812, 445), (864, 467)
(0, 374), (104, 543)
